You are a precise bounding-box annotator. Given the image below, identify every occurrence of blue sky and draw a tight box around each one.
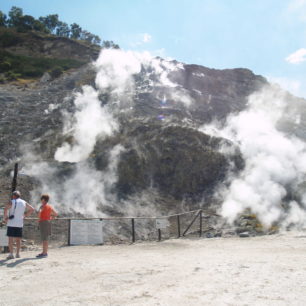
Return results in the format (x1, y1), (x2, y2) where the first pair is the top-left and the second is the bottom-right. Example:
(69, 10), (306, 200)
(2, 0), (306, 97)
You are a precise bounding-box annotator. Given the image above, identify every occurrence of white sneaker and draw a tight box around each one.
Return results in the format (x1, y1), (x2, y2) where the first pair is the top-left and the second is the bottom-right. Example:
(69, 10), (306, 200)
(6, 254), (14, 260)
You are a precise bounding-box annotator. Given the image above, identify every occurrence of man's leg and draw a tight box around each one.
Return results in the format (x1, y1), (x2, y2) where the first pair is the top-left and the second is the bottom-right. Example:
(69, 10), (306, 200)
(16, 238), (21, 257)
(43, 240), (48, 254)
(8, 237), (14, 255)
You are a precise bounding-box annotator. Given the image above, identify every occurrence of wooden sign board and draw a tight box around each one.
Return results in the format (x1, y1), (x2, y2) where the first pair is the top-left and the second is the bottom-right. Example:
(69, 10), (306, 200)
(0, 228), (8, 246)
(70, 220), (103, 245)
(156, 218), (169, 229)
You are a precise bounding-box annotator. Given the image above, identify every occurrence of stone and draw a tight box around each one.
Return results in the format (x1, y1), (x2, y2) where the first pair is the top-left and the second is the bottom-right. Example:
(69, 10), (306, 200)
(40, 72), (52, 83)
(239, 232), (250, 238)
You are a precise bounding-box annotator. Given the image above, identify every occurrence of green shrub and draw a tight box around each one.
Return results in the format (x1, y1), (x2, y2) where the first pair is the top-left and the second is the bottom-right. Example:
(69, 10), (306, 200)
(49, 66), (63, 78)
(0, 50), (85, 80)
(0, 30), (22, 47)
(22, 67), (45, 77)
(0, 60), (11, 72)
(5, 71), (21, 80)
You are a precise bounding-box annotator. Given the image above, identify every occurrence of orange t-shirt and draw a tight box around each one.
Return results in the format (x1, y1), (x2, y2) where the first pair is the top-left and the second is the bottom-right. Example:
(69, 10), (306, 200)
(39, 204), (53, 221)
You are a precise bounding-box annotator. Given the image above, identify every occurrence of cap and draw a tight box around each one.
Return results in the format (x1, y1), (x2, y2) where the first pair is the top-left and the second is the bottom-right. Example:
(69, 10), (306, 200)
(12, 190), (21, 197)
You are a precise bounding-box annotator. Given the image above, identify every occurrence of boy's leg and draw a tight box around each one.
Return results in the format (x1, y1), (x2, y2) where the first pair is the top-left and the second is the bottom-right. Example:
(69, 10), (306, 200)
(43, 240), (48, 254)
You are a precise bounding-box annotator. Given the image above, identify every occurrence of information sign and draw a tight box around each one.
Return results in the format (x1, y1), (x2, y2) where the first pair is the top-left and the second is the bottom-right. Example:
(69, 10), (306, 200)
(70, 220), (103, 245)
(0, 229), (8, 246)
(156, 218), (170, 229)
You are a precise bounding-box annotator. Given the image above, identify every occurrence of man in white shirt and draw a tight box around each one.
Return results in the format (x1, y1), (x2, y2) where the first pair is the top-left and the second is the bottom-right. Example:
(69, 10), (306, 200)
(4, 191), (34, 259)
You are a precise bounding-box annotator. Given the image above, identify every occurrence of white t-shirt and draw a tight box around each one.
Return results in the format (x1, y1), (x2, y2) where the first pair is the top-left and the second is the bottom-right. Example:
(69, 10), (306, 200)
(7, 198), (27, 228)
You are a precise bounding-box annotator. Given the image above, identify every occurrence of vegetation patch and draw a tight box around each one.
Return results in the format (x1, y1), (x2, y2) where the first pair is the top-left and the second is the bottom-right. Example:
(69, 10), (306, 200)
(0, 29), (23, 47)
(0, 50), (86, 80)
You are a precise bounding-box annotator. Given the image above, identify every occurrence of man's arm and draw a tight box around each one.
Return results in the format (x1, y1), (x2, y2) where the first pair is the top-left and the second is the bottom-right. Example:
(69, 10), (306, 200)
(3, 201), (12, 223)
(24, 202), (35, 218)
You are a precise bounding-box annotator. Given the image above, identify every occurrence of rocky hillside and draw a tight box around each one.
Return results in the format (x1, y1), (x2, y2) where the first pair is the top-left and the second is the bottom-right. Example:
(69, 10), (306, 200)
(0, 57), (264, 209)
(1, 33), (306, 226)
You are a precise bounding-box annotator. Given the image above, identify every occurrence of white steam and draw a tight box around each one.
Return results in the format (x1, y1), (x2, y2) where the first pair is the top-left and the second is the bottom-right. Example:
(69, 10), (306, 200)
(24, 145), (124, 216)
(55, 86), (117, 163)
(95, 49), (142, 95)
(94, 49), (191, 107)
(201, 86), (306, 228)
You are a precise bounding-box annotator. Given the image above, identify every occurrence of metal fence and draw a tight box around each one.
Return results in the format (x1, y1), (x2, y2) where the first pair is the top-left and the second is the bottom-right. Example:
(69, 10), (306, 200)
(23, 209), (209, 246)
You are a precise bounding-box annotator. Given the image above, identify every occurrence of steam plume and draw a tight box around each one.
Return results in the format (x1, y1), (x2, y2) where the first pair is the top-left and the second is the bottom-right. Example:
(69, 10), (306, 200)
(201, 86), (306, 228)
(55, 86), (117, 163)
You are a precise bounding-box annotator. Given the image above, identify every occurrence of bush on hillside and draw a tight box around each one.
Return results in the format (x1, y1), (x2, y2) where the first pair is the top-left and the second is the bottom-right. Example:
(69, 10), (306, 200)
(0, 50), (85, 80)
(5, 71), (21, 81)
(50, 66), (63, 78)
(0, 30), (22, 47)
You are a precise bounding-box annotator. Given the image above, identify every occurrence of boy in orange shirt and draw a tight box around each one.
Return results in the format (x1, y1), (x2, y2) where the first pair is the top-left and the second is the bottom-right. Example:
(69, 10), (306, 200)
(36, 194), (58, 258)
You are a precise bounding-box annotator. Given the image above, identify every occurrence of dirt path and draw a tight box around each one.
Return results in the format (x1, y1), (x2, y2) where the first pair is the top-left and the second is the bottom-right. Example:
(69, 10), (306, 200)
(1, 233), (306, 305)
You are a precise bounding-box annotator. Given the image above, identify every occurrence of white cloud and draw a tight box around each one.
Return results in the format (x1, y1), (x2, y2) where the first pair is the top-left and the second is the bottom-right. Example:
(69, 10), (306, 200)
(285, 48), (306, 64)
(142, 33), (152, 43)
(288, 0), (306, 11)
(287, 0), (306, 21)
(129, 33), (152, 48)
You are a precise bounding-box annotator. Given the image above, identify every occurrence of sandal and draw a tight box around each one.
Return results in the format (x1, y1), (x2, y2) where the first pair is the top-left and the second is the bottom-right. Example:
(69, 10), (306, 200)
(36, 253), (48, 258)
(6, 254), (14, 260)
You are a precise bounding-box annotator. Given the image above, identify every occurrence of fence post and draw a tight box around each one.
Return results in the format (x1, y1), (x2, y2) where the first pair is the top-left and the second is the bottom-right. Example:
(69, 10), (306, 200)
(177, 215), (181, 238)
(158, 228), (161, 241)
(11, 163), (18, 192)
(67, 219), (71, 246)
(131, 218), (135, 243)
(99, 218), (103, 245)
(199, 210), (202, 237)
(182, 210), (201, 237)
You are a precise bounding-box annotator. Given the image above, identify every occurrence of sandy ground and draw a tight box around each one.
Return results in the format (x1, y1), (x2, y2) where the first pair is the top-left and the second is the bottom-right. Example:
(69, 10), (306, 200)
(1, 233), (306, 306)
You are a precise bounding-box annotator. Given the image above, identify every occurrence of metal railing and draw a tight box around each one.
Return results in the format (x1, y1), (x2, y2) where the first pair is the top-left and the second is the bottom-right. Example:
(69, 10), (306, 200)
(23, 209), (216, 245)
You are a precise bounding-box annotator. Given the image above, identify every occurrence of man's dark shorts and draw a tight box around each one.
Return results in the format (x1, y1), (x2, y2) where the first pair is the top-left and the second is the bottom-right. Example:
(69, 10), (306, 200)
(7, 226), (23, 238)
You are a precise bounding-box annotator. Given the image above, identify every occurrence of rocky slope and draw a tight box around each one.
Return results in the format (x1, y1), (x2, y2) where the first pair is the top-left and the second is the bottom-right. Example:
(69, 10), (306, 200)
(0, 58), (265, 209)
(2, 30), (306, 228)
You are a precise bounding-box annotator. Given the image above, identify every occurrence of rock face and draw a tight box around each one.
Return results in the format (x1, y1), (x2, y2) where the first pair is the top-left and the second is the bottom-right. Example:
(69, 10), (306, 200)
(0, 54), (270, 213)
(0, 65), (95, 165)
(116, 123), (243, 201)
(169, 65), (267, 122)
(3, 53), (305, 221)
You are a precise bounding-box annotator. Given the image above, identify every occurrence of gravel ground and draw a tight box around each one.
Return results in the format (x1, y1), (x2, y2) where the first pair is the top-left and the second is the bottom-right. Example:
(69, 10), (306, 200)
(1, 232), (306, 306)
